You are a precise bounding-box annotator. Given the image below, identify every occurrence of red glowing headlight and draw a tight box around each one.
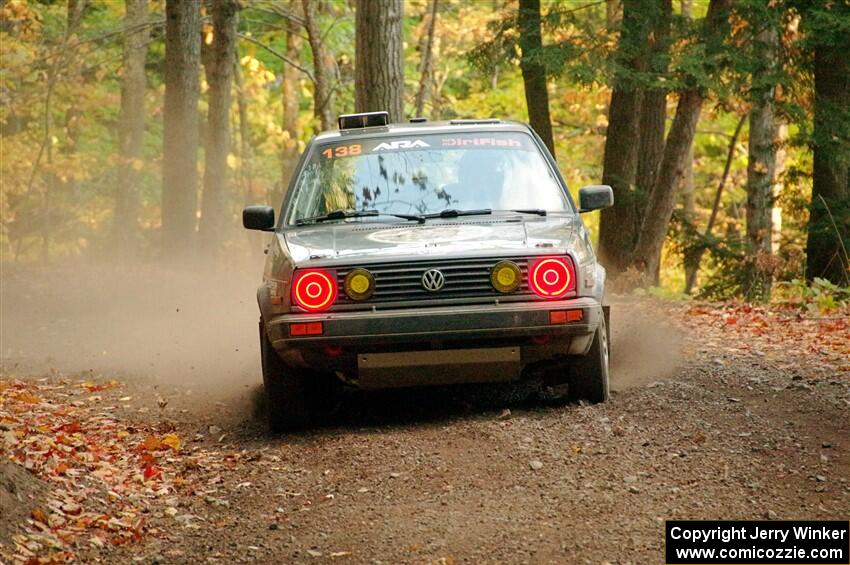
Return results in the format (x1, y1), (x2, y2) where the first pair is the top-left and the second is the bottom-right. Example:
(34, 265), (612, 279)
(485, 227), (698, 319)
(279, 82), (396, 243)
(291, 269), (337, 311)
(528, 257), (575, 299)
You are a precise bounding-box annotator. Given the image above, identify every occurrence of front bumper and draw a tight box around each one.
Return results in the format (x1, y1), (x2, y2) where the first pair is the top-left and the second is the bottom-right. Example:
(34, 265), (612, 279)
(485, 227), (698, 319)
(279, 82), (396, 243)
(268, 297), (601, 348)
(266, 298), (603, 386)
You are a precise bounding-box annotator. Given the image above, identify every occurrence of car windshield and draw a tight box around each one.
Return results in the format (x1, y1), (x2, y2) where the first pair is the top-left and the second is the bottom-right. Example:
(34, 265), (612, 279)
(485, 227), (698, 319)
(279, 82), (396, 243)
(285, 131), (570, 225)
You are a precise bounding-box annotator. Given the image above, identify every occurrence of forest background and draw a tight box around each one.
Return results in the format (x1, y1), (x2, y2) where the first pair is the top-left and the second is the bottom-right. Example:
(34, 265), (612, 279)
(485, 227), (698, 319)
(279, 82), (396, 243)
(1, 0), (848, 304)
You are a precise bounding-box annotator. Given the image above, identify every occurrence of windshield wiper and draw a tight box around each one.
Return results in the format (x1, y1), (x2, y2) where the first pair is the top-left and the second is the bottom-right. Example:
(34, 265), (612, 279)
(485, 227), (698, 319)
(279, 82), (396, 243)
(508, 208), (547, 217)
(295, 209), (424, 225)
(420, 208), (493, 220)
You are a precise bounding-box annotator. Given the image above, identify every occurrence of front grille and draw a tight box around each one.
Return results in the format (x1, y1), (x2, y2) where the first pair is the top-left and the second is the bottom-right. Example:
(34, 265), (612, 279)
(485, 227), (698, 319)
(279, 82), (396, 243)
(335, 256), (534, 308)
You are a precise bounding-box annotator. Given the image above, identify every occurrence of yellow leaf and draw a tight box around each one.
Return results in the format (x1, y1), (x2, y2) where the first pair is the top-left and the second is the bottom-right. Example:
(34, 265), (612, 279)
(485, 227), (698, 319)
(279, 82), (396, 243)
(203, 22), (214, 45)
(31, 509), (48, 524)
(142, 435), (161, 451)
(161, 433), (181, 451)
(16, 391), (40, 404)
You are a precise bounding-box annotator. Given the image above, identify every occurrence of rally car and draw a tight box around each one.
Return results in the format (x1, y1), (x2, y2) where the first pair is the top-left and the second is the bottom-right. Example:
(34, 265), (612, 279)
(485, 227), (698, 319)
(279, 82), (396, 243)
(244, 111), (613, 431)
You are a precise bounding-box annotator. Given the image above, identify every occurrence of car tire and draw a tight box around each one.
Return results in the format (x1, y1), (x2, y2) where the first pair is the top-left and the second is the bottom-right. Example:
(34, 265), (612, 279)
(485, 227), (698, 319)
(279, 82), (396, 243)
(567, 313), (610, 404)
(260, 321), (323, 432)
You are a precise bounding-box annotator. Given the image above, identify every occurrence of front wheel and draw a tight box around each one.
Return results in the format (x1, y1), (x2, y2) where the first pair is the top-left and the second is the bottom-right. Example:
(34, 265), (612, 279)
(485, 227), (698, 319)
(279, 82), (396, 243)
(567, 314), (610, 403)
(260, 321), (331, 432)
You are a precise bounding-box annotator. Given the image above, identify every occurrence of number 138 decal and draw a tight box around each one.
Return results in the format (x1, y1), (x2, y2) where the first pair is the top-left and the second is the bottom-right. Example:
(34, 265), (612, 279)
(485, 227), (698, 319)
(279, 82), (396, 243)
(322, 144), (362, 159)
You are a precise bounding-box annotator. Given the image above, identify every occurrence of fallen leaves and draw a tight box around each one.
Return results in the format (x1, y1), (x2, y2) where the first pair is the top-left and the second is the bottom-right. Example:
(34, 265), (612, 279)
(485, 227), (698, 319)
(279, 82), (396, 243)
(80, 380), (118, 393)
(14, 390), (41, 404)
(139, 432), (181, 454)
(30, 509), (48, 524)
(161, 433), (181, 451)
(143, 464), (162, 481)
(141, 434), (162, 451)
(680, 303), (850, 374)
(1, 375), (277, 563)
(0, 378), (181, 562)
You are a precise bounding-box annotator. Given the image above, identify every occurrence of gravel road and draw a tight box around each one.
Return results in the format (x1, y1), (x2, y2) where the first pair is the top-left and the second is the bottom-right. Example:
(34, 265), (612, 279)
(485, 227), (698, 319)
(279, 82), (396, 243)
(2, 267), (848, 564)
(107, 351), (848, 565)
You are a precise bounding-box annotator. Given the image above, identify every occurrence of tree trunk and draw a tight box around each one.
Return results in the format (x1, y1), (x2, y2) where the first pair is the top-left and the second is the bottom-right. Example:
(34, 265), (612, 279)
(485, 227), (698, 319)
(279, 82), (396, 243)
(66, 0), (86, 39)
(631, 0), (730, 282)
(112, 0), (150, 256)
(517, 0), (555, 158)
(280, 0), (302, 201)
(745, 22), (780, 301)
(805, 36), (850, 285)
(302, 0), (335, 131)
(632, 90), (703, 281)
(677, 0), (696, 289)
(680, 143), (695, 217)
(597, 87), (642, 274)
(597, 0), (649, 274)
(414, 0), (438, 117)
(234, 54), (254, 207)
(772, 123), (788, 251)
(199, 0), (239, 258)
(679, 141), (696, 284)
(39, 0), (87, 261)
(354, 0), (405, 122)
(606, 0), (621, 30)
(161, 0), (201, 258)
(636, 90), (667, 210)
(634, 0), (671, 230)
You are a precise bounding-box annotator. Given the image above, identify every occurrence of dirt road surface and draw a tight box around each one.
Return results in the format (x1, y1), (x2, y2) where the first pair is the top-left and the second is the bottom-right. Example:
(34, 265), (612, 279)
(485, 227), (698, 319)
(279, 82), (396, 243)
(2, 266), (848, 564)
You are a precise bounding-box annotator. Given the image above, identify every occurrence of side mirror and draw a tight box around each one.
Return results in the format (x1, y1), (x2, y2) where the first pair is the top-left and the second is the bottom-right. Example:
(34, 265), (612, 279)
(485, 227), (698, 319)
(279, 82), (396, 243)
(243, 206), (276, 231)
(578, 185), (614, 213)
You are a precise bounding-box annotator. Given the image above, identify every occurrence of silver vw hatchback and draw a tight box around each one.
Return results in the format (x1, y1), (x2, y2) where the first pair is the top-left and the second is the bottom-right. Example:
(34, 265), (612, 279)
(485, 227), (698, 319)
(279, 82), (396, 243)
(244, 112), (613, 431)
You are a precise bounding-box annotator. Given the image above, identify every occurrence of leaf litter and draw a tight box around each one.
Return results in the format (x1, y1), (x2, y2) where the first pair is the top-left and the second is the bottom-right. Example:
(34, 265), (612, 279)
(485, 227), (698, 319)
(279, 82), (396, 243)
(0, 375), (243, 564)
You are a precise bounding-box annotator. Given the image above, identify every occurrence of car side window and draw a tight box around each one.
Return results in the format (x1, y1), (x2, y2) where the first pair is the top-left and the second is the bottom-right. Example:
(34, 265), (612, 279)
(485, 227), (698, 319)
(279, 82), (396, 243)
(287, 161), (323, 221)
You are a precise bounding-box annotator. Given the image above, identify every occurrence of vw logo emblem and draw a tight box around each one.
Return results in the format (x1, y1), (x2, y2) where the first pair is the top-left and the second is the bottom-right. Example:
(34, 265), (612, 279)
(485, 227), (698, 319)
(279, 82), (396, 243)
(421, 269), (445, 291)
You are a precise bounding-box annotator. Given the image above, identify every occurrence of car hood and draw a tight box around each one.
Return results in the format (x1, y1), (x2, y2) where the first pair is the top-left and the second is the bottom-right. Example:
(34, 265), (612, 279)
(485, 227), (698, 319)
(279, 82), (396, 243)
(282, 216), (589, 265)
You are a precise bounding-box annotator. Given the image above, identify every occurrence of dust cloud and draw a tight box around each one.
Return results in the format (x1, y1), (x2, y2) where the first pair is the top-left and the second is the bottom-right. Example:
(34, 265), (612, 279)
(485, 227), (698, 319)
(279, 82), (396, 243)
(0, 259), (262, 408)
(1, 259), (683, 415)
(608, 298), (684, 390)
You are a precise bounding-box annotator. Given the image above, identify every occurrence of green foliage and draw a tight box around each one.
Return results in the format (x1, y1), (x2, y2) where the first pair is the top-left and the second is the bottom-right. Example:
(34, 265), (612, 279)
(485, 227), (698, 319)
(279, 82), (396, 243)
(668, 208), (749, 301)
(773, 277), (850, 312)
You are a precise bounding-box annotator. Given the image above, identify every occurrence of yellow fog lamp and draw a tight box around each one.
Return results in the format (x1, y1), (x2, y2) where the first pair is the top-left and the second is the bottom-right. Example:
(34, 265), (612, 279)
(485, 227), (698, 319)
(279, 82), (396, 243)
(490, 261), (521, 293)
(344, 268), (375, 300)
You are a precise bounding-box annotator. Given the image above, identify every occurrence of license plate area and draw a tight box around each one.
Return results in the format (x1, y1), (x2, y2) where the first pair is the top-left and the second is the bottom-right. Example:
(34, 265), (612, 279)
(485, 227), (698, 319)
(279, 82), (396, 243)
(357, 347), (521, 389)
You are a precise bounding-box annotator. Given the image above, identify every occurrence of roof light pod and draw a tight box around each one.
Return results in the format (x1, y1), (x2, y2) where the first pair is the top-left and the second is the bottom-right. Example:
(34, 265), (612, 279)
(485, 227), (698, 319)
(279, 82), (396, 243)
(528, 257), (575, 299)
(338, 111), (389, 130)
(292, 269), (337, 312)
